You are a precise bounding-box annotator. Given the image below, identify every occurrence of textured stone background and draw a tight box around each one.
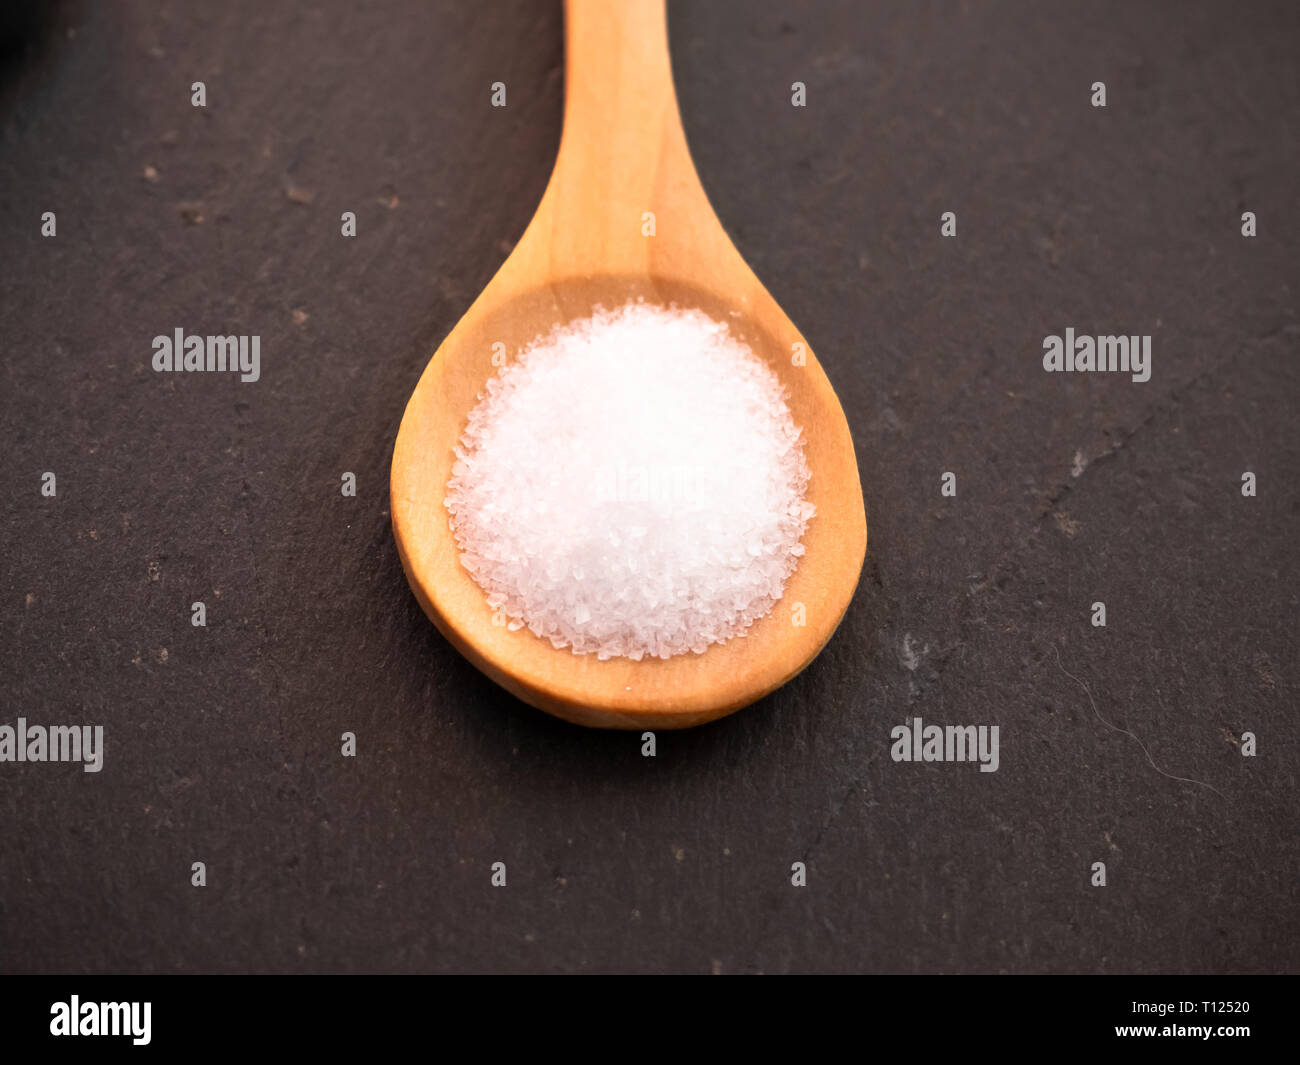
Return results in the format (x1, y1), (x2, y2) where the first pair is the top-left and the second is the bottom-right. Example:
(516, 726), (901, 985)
(0, 0), (1295, 973)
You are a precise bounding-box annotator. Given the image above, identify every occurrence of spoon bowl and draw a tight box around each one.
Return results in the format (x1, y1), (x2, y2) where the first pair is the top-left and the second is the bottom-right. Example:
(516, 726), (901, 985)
(391, 0), (866, 728)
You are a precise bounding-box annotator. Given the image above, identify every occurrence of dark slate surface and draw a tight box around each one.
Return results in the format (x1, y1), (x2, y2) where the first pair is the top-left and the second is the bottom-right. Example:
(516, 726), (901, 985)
(0, 0), (1296, 974)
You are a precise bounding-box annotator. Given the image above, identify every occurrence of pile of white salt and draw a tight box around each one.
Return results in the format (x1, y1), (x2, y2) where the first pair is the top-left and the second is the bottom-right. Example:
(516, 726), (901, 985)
(445, 301), (814, 661)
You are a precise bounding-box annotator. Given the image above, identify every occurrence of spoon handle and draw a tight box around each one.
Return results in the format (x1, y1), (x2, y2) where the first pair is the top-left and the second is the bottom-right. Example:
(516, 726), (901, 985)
(560, 0), (678, 148)
(532, 0), (717, 276)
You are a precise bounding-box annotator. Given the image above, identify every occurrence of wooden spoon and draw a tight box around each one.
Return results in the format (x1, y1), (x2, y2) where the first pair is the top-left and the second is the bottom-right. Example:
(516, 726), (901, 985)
(391, 0), (867, 729)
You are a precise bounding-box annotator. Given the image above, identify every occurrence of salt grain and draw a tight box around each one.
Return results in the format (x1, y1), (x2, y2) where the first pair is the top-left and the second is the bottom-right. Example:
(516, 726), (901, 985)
(445, 301), (814, 660)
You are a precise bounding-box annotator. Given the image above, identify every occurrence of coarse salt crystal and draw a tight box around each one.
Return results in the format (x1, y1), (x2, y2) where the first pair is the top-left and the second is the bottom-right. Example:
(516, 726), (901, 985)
(444, 301), (814, 660)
